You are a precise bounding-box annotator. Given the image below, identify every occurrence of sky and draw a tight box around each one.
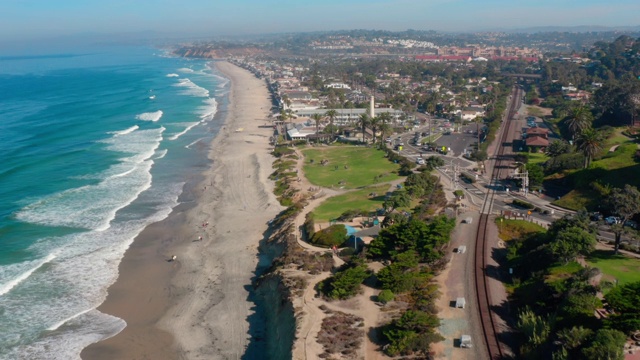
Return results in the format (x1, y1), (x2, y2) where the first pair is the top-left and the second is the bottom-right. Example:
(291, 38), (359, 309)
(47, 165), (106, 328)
(0, 0), (638, 44)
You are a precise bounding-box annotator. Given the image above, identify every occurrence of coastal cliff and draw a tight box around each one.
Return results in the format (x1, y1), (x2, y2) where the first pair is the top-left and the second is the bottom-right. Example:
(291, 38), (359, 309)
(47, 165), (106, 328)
(173, 45), (264, 59)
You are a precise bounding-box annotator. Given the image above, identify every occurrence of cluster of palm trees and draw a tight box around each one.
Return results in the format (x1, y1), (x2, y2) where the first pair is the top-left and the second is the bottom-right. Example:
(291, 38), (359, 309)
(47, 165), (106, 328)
(565, 106), (603, 168)
(356, 112), (393, 146)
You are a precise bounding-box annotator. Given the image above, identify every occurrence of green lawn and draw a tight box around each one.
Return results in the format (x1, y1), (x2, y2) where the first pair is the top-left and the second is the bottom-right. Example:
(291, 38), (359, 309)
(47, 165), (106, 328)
(496, 218), (546, 241)
(302, 147), (401, 189)
(546, 261), (583, 283)
(527, 152), (548, 166)
(586, 250), (640, 286)
(312, 184), (390, 222)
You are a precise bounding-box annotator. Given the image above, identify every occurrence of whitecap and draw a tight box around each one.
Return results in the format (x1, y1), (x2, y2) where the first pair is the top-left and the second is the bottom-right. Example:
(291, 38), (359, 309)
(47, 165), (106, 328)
(16, 127), (165, 231)
(168, 122), (200, 141)
(154, 149), (168, 160)
(174, 78), (209, 98)
(135, 110), (163, 122)
(185, 138), (203, 149)
(166, 73), (179, 77)
(198, 98), (218, 121)
(109, 125), (139, 136)
(177, 68), (194, 73)
(0, 253), (57, 297)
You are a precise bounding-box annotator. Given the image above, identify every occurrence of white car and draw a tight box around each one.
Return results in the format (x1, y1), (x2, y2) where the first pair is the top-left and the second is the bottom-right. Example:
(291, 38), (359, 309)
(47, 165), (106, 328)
(416, 158), (426, 165)
(605, 216), (621, 225)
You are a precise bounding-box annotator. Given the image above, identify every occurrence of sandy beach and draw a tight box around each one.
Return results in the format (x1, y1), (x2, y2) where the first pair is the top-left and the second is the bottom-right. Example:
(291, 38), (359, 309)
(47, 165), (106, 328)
(82, 61), (282, 359)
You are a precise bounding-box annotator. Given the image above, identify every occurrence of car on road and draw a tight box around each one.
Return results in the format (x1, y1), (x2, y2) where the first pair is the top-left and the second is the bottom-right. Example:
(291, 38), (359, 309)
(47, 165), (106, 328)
(605, 216), (621, 225)
(624, 220), (638, 229)
(416, 157), (426, 165)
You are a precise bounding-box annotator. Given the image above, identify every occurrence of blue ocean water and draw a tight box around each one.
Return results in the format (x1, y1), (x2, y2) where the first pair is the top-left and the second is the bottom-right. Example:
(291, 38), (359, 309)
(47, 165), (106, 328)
(0, 46), (229, 359)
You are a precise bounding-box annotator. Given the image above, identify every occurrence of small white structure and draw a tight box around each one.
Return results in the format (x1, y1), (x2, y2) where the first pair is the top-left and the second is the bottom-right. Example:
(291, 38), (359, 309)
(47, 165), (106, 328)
(457, 245), (467, 254)
(464, 217), (473, 224)
(456, 297), (466, 308)
(460, 335), (473, 348)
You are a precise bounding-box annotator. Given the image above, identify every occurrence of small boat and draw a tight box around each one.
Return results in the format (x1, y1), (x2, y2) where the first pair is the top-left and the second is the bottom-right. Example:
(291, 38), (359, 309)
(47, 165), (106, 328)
(149, 95), (156, 100)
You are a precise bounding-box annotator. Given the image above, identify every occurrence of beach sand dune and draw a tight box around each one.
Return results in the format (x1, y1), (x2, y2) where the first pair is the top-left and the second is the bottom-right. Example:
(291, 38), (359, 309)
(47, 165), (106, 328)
(82, 61), (281, 359)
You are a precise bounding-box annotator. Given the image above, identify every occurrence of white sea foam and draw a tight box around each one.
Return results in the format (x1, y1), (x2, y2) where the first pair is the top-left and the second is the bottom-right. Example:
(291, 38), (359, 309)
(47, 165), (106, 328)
(154, 149), (168, 160)
(110, 125), (139, 136)
(174, 78), (209, 98)
(15, 127), (165, 231)
(198, 98), (218, 121)
(47, 308), (92, 331)
(135, 110), (163, 122)
(0, 253), (56, 297)
(168, 122), (200, 141)
(185, 138), (203, 149)
(166, 73), (179, 77)
(177, 67), (194, 73)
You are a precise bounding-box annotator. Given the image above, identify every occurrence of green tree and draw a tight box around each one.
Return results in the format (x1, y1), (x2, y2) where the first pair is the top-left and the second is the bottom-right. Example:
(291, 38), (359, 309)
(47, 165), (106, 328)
(382, 310), (444, 356)
(383, 191), (411, 213)
(377, 111), (392, 145)
(548, 227), (596, 264)
(557, 326), (593, 351)
(582, 328), (626, 360)
(604, 281), (640, 333)
(325, 109), (338, 138)
(575, 128), (603, 168)
(517, 307), (551, 347)
(357, 113), (370, 144)
(564, 106), (593, 140)
(311, 113), (322, 143)
(545, 140), (573, 158)
(525, 163), (545, 189)
(606, 184), (640, 253)
(377, 289), (394, 304)
(319, 263), (370, 300)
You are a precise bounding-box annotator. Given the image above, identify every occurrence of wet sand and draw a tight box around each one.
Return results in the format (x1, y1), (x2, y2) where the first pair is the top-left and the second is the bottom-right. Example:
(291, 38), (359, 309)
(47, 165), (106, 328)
(82, 61), (281, 359)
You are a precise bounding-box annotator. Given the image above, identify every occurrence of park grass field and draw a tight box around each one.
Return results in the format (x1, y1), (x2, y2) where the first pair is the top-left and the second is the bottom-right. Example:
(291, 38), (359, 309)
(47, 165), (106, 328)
(311, 184), (390, 222)
(552, 135), (640, 211)
(301, 146), (401, 189)
(496, 218), (546, 241)
(586, 250), (640, 286)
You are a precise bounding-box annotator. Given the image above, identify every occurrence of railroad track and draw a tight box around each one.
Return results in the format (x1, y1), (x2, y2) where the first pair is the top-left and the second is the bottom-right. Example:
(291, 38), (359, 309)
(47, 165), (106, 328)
(474, 85), (522, 359)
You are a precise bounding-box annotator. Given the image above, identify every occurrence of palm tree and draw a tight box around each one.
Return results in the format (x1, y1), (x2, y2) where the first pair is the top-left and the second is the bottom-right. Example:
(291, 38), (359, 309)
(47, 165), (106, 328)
(369, 116), (380, 145)
(357, 113), (370, 144)
(377, 112), (392, 145)
(575, 128), (603, 168)
(325, 109), (338, 139)
(565, 106), (593, 140)
(311, 113), (322, 144)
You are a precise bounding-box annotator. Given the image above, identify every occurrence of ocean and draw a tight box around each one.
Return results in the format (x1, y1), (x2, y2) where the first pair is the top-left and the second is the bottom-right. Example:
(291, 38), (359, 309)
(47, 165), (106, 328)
(0, 46), (228, 359)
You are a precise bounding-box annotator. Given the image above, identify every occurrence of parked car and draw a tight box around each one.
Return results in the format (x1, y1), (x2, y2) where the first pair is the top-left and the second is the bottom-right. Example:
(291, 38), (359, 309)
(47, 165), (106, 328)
(590, 212), (602, 221)
(416, 157), (426, 165)
(605, 216), (621, 225)
(624, 220), (638, 229)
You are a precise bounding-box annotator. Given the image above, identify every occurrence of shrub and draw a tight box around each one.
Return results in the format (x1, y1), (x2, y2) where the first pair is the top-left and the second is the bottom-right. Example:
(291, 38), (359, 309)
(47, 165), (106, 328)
(304, 213), (316, 240)
(272, 146), (295, 158)
(319, 263), (370, 300)
(378, 289), (394, 304)
(459, 172), (476, 183)
(311, 224), (347, 247)
(337, 209), (366, 222)
(513, 199), (535, 210)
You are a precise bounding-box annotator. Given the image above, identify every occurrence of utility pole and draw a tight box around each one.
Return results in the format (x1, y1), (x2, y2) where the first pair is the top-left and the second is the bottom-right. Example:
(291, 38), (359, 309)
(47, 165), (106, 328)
(512, 162), (529, 197)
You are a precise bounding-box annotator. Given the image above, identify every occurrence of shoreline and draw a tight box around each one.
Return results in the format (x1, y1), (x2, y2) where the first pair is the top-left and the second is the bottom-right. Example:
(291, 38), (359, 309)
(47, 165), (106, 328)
(82, 61), (282, 359)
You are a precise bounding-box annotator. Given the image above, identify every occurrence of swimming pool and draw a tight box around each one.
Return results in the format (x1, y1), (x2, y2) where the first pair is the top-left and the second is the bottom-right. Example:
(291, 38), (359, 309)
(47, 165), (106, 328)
(344, 225), (358, 235)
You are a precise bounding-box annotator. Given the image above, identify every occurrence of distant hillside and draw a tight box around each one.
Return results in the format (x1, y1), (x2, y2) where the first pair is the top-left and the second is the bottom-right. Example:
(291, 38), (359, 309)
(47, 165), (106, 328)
(499, 25), (640, 34)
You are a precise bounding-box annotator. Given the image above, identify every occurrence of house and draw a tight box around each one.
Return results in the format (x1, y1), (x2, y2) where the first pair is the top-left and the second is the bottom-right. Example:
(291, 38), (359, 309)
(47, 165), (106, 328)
(525, 127), (549, 150)
(460, 106), (485, 121)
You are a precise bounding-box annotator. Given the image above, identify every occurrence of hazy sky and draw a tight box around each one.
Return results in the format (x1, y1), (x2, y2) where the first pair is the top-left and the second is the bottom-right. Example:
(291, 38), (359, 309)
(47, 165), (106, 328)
(1, 0), (638, 42)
